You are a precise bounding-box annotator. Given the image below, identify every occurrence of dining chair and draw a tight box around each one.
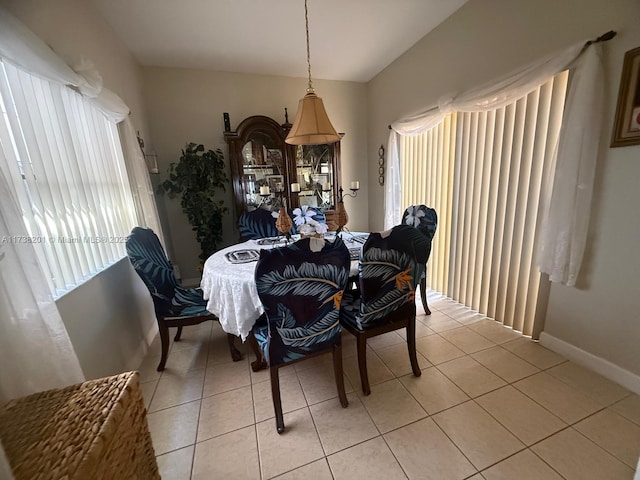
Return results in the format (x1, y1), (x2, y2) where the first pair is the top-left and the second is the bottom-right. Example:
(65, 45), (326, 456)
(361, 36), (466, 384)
(238, 208), (281, 241)
(401, 204), (438, 315)
(340, 224), (429, 395)
(126, 227), (241, 371)
(252, 236), (350, 433)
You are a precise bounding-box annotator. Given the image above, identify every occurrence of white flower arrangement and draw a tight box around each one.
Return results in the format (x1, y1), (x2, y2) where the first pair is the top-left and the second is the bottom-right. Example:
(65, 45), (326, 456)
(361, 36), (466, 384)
(299, 219), (328, 236)
(293, 205), (328, 236)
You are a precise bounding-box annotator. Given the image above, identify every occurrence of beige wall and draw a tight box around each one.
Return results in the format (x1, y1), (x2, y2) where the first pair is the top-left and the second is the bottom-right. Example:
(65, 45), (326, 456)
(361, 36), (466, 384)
(142, 68), (368, 281)
(368, 0), (640, 379)
(1, 0), (157, 378)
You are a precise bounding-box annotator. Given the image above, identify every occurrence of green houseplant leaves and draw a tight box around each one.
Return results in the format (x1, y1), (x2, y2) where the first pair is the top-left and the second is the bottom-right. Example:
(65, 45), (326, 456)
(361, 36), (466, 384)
(158, 143), (229, 266)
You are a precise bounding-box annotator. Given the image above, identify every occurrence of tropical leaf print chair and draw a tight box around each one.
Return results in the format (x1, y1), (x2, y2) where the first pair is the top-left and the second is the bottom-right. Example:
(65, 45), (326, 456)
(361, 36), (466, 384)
(126, 227), (241, 371)
(340, 224), (429, 395)
(252, 236), (350, 433)
(238, 208), (281, 241)
(401, 204), (438, 315)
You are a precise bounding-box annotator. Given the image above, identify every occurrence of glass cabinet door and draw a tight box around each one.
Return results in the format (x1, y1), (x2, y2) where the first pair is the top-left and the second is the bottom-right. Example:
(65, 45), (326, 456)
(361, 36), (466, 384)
(224, 115), (291, 219)
(240, 132), (287, 211)
(290, 141), (341, 211)
(295, 144), (333, 210)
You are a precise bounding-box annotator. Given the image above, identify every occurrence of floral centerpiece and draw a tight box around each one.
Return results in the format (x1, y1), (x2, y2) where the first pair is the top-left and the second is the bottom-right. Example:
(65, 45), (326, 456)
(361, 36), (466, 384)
(293, 205), (328, 238)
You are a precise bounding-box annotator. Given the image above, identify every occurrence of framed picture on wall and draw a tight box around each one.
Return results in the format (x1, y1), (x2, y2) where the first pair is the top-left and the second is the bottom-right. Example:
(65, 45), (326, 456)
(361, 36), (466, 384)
(611, 46), (640, 147)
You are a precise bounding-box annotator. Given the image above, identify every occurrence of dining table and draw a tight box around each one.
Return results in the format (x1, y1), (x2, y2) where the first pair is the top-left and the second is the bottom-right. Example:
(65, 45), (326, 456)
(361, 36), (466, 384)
(200, 231), (369, 368)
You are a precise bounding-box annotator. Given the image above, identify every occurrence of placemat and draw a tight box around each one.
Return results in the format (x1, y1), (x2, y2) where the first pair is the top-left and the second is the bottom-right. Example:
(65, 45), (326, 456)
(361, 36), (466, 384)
(256, 237), (286, 246)
(225, 249), (260, 263)
(351, 234), (369, 244)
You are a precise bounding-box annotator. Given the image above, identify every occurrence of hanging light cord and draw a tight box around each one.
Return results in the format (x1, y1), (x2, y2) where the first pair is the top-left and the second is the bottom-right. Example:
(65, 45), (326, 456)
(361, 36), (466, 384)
(304, 0), (314, 94)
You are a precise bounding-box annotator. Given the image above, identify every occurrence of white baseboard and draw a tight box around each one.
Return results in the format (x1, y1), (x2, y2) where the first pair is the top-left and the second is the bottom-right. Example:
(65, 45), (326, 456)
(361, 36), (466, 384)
(539, 332), (640, 396)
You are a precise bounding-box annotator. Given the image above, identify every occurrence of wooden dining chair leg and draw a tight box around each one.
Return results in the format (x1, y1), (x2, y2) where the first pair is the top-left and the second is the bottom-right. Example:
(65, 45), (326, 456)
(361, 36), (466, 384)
(157, 320), (170, 372)
(356, 335), (371, 395)
(174, 325), (183, 341)
(420, 276), (431, 315)
(248, 332), (268, 372)
(407, 318), (422, 378)
(332, 344), (348, 408)
(270, 366), (285, 434)
(226, 333), (243, 362)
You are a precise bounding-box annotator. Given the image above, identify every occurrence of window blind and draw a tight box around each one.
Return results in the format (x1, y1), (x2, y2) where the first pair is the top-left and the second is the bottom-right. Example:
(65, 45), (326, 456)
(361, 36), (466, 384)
(0, 60), (137, 296)
(400, 71), (568, 336)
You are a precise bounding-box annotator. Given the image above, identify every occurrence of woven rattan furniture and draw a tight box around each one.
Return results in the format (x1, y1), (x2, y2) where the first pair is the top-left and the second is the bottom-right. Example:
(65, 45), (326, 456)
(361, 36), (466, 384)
(0, 371), (159, 480)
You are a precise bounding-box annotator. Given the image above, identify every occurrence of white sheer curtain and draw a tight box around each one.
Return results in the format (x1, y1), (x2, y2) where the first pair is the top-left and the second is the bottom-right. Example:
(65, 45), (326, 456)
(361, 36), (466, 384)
(0, 5), (87, 398)
(0, 7), (164, 475)
(119, 117), (166, 248)
(538, 47), (604, 285)
(386, 39), (604, 286)
(0, 166), (85, 403)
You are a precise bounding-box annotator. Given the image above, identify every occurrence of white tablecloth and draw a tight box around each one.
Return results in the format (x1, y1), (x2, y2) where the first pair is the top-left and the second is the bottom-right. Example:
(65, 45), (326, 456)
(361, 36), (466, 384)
(200, 232), (367, 341)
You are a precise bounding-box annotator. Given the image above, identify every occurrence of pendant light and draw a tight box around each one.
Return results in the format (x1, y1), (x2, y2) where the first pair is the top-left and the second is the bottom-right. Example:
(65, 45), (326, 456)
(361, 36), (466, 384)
(285, 0), (340, 145)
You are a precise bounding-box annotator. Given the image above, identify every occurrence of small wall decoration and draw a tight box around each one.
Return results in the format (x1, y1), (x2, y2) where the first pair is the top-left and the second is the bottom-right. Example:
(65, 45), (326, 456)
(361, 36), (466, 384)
(378, 144), (385, 186)
(611, 46), (640, 147)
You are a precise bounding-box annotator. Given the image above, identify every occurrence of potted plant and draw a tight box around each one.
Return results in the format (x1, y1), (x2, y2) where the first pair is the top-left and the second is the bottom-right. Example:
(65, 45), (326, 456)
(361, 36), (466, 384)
(157, 142), (229, 265)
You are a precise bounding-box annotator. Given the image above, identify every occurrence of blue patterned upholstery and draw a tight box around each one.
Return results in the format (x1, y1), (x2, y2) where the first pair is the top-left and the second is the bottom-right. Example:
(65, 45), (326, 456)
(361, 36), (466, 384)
(126, 227), (208, 317)
(238, 208), (280, 241)
(401, 204), (438, 314)
(402, 204), (437, 254)
(252, 236), (350, 432)
(339, 224), (428, 394)
(253, 236), (350, 365)
(252, 318), (269, 358)
(126, 227), (241, 370)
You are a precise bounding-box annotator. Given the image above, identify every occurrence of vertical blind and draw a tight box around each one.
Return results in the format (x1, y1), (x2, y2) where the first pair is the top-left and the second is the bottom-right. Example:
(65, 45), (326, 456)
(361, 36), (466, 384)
(0, 60), (137, 296)
(400, 71), (568, 336)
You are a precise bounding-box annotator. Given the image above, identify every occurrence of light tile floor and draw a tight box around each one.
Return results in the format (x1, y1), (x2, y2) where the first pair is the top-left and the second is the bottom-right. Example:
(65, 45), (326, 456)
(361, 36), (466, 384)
(138, 292), (640, 480)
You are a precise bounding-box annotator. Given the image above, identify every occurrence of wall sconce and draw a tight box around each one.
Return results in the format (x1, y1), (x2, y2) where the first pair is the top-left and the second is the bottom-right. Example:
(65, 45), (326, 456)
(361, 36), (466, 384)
(378, 145), (385, 186)
(137, 131), (159, 174)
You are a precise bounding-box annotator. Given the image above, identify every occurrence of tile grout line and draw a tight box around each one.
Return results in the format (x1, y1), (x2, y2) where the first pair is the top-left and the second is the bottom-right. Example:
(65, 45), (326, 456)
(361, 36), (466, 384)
(145, 297), (639, 479)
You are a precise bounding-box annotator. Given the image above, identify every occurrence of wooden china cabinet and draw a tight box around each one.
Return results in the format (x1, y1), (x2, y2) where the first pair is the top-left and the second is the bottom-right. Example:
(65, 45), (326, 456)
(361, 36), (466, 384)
(223, 113), (342, 221)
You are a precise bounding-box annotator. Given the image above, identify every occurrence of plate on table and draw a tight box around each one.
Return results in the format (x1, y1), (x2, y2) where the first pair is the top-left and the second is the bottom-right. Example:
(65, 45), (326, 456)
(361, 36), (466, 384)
(225, 249), (260, 264)
(351, 234), (370, 244)
(256, 237), (286, 246)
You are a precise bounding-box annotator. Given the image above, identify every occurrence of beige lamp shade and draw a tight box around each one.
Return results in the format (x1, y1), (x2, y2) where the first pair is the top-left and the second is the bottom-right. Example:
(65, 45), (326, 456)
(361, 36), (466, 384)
(285, 92), (341, 145)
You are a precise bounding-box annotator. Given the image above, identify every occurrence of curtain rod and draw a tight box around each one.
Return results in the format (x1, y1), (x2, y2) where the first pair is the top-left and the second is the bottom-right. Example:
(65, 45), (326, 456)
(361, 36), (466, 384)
(387, 30), (617, 130)
(585, 30), (617, 47)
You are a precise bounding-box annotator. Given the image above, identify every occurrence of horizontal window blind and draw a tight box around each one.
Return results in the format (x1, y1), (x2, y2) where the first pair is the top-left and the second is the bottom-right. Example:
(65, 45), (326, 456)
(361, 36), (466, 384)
(400, 71), (568, 336)
(0, 60), (137, 296)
